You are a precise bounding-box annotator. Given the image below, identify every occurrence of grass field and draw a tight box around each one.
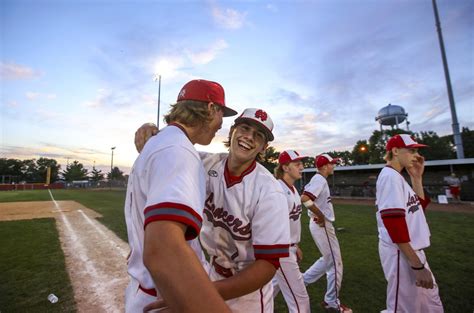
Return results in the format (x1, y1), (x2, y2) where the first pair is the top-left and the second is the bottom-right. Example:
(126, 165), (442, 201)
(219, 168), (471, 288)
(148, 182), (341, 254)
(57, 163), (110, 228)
(0, 189), (473, 312)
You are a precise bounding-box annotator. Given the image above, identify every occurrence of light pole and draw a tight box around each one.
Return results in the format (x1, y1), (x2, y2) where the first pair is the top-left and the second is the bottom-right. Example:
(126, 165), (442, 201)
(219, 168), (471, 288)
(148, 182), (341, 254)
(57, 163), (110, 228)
(154, 75), (161, 128)
(111, 147), (116, 173)
(432, 0), (464, 158)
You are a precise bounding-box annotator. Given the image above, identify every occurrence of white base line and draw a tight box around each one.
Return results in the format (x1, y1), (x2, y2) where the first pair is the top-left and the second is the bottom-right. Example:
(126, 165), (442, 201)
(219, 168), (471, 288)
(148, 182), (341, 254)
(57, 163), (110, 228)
(48, 189), (124, 312)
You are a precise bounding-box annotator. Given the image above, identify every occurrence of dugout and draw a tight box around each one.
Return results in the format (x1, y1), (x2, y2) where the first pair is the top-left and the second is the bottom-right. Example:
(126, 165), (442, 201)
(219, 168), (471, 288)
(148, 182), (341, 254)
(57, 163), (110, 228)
(300, 158), (474, 201)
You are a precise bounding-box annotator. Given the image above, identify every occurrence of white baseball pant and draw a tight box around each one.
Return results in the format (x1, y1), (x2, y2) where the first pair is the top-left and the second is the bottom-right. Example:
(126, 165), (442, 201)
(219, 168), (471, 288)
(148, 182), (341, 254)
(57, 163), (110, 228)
(379, 240), (444, 313)
(303, 219), (343, 308)
(209, 262), (274, 313)
(125, 277), (160, 313)
(272, 245), (311, 313)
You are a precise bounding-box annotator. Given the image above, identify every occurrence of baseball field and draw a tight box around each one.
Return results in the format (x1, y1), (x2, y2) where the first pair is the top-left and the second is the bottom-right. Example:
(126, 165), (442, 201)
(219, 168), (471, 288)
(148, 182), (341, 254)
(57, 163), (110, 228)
(0, 189), (472, 312)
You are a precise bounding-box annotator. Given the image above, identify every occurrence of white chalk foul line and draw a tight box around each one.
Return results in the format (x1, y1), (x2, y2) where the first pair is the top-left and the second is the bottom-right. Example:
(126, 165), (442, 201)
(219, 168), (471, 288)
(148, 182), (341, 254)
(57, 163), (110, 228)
(77, 209), (128, 258)
(48, 190), (123, 312)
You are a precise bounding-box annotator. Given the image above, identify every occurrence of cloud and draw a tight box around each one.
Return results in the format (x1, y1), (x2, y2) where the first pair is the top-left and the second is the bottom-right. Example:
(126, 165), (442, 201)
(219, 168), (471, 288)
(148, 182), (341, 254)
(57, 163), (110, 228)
(211, 6), (246, 30)
(25, 92), (57, 101)
(186, 39), (229, 65)
(266, 4), (278, 13)
(0, 62), (40, 80)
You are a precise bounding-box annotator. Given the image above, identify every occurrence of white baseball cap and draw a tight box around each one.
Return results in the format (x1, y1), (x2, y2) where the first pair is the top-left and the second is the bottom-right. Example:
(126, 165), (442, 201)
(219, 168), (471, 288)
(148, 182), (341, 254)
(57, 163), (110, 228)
(315, 153), (340, 168)
(386, 134), (428, 151)
(278, 150), (307, 165)
(234, 108), (274, 141)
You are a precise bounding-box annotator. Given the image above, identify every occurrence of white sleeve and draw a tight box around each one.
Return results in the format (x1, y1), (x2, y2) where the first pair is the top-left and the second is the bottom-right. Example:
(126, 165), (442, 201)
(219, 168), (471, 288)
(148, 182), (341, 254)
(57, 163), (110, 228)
(377, 173), (405, 211)
(303, 176), (324, 200)
(251, 187), (290, 260)
(143, 146), (204, 240)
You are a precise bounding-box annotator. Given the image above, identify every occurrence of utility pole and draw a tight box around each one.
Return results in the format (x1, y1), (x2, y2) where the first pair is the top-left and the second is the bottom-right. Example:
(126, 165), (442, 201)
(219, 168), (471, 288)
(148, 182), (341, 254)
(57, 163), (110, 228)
(432, 0), (464, 158)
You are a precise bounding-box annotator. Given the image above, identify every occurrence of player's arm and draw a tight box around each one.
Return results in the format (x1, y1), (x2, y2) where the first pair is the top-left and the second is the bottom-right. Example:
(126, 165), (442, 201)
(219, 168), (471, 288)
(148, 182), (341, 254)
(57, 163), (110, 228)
(213, 259), (276, 300)
(301, 193), (325, 227)
(396, 242), (434, 289)
(143, 221), (230, 313)
(407, 155), (426, 200)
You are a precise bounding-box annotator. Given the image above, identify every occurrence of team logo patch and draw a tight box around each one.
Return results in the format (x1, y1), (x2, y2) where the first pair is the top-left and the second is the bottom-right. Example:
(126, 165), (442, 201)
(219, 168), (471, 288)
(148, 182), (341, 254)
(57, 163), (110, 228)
(254, 109), (268, 121)
(408, 205), (419, 214)
(289, 204), (302, 221)
(407, 194), (420, 214)
(208, 170), (218, 177)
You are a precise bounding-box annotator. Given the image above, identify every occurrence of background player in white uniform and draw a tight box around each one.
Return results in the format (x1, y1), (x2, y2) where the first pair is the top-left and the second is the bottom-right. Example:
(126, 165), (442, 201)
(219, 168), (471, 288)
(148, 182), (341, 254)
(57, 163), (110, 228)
(271, 150), (311, 313)
(376, 134), (444, 313)
(136, 108), (291, 313)
(301, 154), (352, 313)
(124, 79), (237, 313)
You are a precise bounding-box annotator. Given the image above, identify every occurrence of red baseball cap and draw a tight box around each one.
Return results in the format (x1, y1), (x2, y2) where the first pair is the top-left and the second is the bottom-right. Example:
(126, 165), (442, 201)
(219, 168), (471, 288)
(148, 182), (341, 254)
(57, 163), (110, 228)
(234, 108), (274, 141)
(177, 79), (238, 117)
(315, 153), (340, 168)
(278, 150), (307, 165)
(386, 134), (428, 151)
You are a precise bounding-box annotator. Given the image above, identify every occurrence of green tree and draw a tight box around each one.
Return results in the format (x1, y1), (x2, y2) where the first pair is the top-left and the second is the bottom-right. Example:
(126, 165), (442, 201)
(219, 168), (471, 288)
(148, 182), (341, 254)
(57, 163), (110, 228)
(107, 166), (125, 181)
(0, 158), (24, 183)
(461, 127), (474, 158)
(327, 150), (352, 166)
(35, 158), (61, 182)
(416, 131), (455, 160)
(21, 159), (37, 182)
(90, 166), (105, 183)
(62, 160), (89, 181)
(260, 146), (279, 173)
(368, 129), (411, 164)
(303, 156), (315, 169)
(351, 140), (370, 165)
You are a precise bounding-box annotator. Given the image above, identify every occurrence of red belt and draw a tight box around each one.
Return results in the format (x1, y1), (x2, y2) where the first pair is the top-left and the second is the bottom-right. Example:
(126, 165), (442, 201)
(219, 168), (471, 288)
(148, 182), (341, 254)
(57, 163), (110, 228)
(139, 284), (157, 297)
(212, 258), (233, 278)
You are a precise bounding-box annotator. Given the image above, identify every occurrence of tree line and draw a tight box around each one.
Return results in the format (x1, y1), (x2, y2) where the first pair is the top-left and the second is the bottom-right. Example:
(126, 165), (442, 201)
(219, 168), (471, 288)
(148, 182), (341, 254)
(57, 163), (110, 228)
(260, 127), (474, 173)
(0, 157), (125, 184)
(1, 128), (472, 183)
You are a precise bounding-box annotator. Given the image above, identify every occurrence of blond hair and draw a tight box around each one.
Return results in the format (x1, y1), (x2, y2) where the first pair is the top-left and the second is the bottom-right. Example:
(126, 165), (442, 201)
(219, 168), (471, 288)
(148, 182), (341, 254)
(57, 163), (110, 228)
(384, 151), (393, 161)
(274, 164), (284, 179)
(164, 100), (220, 128)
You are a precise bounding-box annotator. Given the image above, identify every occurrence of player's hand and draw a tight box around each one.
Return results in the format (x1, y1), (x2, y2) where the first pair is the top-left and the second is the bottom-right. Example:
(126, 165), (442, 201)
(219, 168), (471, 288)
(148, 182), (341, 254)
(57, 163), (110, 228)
(143, 298), (169, 312)
(407, 155), (425, 179)
(296, 246), (303, 262)
(316, 214), (325, 227)
(135, 123), (159, 153)
(414, 267), (434, 289)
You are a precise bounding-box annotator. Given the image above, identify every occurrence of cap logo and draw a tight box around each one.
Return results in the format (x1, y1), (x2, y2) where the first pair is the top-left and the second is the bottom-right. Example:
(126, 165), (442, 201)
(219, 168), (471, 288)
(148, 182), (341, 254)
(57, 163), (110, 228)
(255, 109), (268, 122)
(178, 88), (186, 98)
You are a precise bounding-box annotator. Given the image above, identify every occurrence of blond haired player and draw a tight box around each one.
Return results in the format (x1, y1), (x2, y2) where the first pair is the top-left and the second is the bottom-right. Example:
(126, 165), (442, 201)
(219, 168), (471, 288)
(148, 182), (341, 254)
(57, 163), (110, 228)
(136, 108), (290, 313)
(301, 154), (351, 313)
(124, 79), (237, 313)
(272, 150), (311, 313)
(376, 134), (444, 312)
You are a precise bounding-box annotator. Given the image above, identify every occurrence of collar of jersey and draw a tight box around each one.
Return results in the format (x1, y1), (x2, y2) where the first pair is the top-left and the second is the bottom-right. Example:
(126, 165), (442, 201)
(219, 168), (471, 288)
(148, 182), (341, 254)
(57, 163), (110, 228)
(224, 159), (257, 188)
(280, 178), (295, 194)
(168, 122), (191, 142)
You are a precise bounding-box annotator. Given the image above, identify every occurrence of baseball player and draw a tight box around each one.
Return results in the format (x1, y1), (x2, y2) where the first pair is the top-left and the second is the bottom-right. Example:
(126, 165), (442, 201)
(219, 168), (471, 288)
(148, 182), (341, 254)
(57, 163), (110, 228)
(301, 154), (352, 313)
(271, 150), (311, 313)
(376, 134), (444, 312)
(124, 79), (237, 313)
(135, 108), (291, 313)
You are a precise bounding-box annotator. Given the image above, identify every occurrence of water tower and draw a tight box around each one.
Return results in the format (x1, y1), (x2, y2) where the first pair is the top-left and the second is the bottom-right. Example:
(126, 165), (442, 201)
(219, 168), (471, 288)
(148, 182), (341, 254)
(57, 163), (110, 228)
(375, 103), (410, 131)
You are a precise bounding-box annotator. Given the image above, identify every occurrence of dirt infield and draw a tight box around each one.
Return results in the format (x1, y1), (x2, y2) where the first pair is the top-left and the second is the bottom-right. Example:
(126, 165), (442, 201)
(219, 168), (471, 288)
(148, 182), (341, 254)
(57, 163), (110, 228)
(0, 200), (129, 312)
(333, 198), (474, 213)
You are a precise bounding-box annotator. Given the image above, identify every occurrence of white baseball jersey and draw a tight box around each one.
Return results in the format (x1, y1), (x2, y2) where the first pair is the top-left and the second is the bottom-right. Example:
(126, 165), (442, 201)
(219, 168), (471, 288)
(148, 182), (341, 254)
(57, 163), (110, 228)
(376, 166), (443, 313)
(124, 124), (206, 310)
(303, 173), (335, 222)
(200, 152), (290, 312)
(272, 179), (310, 313)
(376, 166), (431, 250)
(278, 179), (302, 244)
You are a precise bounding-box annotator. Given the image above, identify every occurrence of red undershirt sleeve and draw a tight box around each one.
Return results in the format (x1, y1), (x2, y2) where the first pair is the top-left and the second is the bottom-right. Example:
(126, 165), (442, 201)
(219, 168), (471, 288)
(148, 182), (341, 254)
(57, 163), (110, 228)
(380, 208), (410, 243)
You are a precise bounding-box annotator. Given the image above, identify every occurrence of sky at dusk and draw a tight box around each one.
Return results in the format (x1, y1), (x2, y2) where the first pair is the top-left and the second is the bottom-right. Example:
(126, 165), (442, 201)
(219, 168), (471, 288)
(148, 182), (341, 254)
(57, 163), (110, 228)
(1, 0), (473, 175)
